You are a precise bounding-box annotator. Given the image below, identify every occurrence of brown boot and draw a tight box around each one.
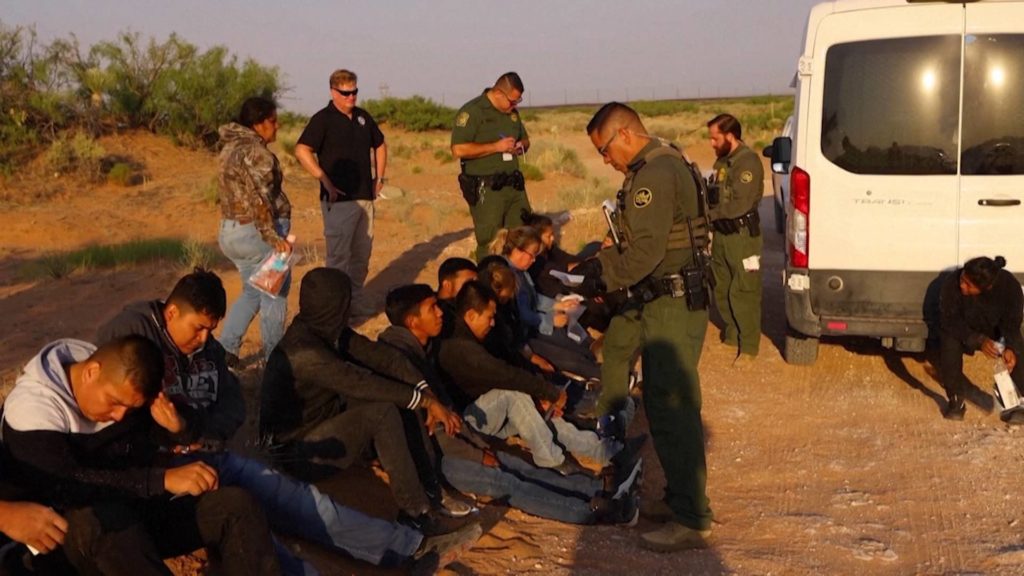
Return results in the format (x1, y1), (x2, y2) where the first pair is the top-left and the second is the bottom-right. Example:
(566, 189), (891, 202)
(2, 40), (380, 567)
(640, 521), (711, 552)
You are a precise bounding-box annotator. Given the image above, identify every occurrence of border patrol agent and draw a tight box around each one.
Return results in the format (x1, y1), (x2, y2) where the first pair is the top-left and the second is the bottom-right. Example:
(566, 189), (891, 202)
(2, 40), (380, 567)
(707, 113), (764, 360)
(576, 102), (713, 552)
(451, 72), (532, 262)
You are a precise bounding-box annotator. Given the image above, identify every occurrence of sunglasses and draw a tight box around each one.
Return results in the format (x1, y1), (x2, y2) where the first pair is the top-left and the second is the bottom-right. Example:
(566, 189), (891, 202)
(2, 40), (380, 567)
(333, 88), (359, 97)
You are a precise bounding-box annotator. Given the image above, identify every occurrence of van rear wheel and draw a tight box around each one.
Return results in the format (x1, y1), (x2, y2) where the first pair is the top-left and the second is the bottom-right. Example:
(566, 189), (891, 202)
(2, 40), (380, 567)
(784, 329), (819, 365)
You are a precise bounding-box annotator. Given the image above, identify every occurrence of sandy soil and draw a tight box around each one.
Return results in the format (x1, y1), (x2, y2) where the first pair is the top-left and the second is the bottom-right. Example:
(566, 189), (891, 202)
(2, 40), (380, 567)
(2, 130), (1023, 576)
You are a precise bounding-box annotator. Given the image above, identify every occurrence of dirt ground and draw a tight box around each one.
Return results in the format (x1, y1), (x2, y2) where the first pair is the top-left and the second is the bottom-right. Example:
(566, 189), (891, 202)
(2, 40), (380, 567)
(2, 129), (1023, 576)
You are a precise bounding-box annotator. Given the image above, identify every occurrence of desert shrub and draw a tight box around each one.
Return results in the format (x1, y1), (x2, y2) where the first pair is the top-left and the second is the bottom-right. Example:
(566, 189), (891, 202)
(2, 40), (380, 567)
(434, 148), (454, 164)
(179, 237), (216, 269)
(19, 238), (193, 280)
(391, 143), (415, 159)
(532, 144), (586, 178)
(520, 163), (544, 182)
(198, 176), (219, 205)
(362, 96), (454, 132)
(411, 165), (423, 174)
(106, 162), (137, 186)
(45, 132), (106, 179)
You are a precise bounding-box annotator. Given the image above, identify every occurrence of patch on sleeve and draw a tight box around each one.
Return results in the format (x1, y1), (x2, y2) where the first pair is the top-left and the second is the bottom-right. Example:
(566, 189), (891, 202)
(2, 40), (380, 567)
(357, 115), (366, 126)
(456, 112), (470, 127)
(510, 112), (519, 123)
(740, 170), (753, 184)
(633, 188), (653, 208)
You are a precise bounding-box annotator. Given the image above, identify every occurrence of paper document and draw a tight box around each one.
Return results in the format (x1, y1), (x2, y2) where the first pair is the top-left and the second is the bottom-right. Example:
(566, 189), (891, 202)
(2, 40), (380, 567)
(550, 270), (585, 287)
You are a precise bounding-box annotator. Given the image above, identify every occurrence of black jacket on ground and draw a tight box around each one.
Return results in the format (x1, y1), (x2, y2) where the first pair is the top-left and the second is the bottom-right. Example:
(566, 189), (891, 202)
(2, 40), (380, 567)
(96, 300), (245, 444)
(260, 268), (427, 442)
(940, 269), (1024, 355)
(437, 319), (560, 412)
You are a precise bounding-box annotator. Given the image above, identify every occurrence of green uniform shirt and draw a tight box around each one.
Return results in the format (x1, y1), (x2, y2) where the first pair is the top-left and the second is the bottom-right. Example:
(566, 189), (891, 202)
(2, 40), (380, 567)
(710, 143), (763, 220)
(598, 141), (700, 292)
(451, 89), (529, 177)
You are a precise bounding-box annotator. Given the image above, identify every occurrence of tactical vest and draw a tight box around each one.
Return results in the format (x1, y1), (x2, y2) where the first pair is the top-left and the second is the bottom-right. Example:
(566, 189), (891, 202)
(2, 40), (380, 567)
(614, 140), (711, 253)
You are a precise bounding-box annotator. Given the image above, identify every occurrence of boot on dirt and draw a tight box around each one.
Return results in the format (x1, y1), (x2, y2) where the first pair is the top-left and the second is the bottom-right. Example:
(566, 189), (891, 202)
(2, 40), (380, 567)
(640, 521), (711, 552)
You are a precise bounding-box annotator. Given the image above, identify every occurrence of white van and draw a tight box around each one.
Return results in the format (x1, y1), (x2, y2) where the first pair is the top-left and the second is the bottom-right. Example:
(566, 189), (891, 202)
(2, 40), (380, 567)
(768, 0), (1024, 364)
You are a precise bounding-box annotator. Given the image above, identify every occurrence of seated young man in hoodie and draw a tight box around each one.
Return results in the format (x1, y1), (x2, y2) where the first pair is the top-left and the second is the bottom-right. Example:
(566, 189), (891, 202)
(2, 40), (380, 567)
(380, 284), (640, 525)
(437, 281), (642, 478)
(436, 257), (478, 339)
(98, 268), (476, 572)
(1, 335), (281, 575)
(261, 267), (478, 540)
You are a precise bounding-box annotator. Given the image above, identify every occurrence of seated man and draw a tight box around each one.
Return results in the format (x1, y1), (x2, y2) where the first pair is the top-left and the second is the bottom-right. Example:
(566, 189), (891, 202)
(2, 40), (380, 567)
(261, 267), (473, 538)
(98, 268), (477, 571)
(436, 257), (478, 339)
(1, 336), (280, 575)
(437, 281), (640, 478)
(380, 284), (639, 525)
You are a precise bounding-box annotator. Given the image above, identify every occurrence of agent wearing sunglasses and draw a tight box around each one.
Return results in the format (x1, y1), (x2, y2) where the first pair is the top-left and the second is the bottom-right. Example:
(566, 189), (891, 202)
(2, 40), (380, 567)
(296, 69), (387, 317)
(451, 72), (532, 262)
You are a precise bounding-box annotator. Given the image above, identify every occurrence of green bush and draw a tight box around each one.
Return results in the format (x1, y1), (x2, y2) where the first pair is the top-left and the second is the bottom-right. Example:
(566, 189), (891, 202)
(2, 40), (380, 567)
(362, 96), (455, 132)
(533, 144), (587, 178)
(631, 100), (698, 117)
(520, 163), (544, 182)
(19, 238), (198, 280)
(45, 133), (106, 179)
(411, 165), (423, 174)
(434, 148), (454, 164)
(106, 162), (138, 186)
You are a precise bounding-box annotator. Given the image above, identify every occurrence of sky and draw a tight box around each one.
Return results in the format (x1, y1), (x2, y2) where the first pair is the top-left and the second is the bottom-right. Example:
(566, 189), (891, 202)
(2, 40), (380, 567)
(6, 0), (823, 114)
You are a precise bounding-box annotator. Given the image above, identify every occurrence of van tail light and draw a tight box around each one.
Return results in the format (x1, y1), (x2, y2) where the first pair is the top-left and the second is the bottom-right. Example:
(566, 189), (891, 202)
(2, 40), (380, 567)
(789, 166), (810, 268)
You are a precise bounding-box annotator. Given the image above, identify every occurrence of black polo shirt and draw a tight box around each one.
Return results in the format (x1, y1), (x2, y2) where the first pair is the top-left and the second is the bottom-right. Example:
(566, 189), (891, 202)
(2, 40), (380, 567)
(298, 102), (384, 202)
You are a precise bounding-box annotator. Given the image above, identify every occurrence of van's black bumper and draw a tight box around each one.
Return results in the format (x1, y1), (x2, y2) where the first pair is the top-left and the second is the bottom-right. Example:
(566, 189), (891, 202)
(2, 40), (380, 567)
(784, 268), (942, 339)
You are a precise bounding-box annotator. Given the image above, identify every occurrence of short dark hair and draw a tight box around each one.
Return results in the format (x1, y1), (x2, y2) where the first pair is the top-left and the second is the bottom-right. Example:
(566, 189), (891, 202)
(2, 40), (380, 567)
(89, 335), (165, 401)
(477, 255), (510, 272)
(520, 210), (553, 230)
(963, 256), (1007, 291)
(438, 257), (477, 289)
(495, 71), (524, 93)
(167, 268), (227, 319)
(238, 97), (277, 129)
(707, 113), (742, 140)
(385, 284), (436, 327)
(480, 263), (516, 298)
(587, 101), (641, 136)
(455, 280), (497, 317)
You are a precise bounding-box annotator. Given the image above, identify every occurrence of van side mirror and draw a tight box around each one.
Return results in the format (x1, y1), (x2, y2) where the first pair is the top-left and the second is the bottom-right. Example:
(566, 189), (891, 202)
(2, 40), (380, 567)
(765, 136), (791, 174)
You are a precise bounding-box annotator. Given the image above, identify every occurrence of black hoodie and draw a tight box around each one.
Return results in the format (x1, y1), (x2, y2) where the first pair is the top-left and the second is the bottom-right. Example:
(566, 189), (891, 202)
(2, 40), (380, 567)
(97, 300), (244, 444)
(260, 268), (428, 442)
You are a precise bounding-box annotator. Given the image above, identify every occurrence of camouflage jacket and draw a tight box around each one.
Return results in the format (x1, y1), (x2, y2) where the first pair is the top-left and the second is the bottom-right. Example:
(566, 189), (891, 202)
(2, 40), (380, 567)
(217, 123), (291, 244)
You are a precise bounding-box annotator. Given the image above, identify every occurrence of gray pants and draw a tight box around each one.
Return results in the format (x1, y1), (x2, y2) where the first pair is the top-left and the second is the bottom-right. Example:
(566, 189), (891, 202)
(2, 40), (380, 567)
(321, 199), (374, 311)
(464, 389), (619, 468)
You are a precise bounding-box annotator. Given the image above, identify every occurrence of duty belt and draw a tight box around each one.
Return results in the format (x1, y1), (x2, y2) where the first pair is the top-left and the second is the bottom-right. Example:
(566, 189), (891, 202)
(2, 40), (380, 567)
(477, 170), (525, 191)
(712, 210), (760, 235)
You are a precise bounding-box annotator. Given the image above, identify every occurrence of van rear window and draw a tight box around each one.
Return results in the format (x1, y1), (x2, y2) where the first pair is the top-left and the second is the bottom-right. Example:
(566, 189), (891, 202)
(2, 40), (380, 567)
(822, 36), (959, 175)
(962, 34), (1024, 175)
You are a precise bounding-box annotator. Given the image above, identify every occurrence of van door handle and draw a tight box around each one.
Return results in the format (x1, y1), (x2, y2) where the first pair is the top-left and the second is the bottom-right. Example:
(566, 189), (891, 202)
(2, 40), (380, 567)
(978, 199), (1021, 207)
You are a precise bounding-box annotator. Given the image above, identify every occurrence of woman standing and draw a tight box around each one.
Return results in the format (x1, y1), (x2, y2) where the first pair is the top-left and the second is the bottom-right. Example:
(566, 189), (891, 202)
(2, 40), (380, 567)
(217, 97), (293, 365)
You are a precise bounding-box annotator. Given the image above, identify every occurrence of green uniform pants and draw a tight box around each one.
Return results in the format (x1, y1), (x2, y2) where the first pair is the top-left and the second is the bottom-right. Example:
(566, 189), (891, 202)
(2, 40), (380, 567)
(711, 229), (763, 355)
(469, 185), (531, 262)
(598, 296), (713, 530)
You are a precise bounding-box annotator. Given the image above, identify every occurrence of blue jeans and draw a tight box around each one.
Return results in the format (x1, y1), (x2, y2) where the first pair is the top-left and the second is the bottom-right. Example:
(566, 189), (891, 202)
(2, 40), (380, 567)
(191, 451), (422, 567)
(218, 218), (291, 359)
(442, 452), (601, 524)
(464, 389), (620, 468)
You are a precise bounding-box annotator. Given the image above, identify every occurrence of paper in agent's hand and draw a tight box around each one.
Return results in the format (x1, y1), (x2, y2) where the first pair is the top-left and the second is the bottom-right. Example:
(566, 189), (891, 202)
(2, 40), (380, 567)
(549, 269), (585, 287)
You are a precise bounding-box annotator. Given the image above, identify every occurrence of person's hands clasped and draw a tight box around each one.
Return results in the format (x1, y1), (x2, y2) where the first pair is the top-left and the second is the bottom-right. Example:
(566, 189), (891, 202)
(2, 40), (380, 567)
(0, 502), (68, 553)
(423, 395), (461, 437)
(164, 461), (219, 497)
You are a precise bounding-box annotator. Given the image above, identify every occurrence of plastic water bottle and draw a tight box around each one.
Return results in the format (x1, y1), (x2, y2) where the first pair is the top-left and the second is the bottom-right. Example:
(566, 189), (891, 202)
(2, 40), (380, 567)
(993, 338), (1021, 410)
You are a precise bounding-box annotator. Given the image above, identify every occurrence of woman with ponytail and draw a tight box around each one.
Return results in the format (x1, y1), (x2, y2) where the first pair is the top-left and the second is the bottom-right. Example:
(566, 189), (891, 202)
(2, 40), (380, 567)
(939, 256), (1024, 420)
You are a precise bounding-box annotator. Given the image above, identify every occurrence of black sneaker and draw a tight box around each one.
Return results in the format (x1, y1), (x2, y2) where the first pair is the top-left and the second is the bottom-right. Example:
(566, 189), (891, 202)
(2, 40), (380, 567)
(591, 491), (640, 526)
(942, 398), (966, 421)
(410, 522), (483, 575)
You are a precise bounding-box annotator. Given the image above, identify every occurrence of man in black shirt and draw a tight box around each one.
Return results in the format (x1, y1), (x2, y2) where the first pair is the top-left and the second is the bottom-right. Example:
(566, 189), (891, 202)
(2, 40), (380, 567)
(296, 69), (387, 317)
